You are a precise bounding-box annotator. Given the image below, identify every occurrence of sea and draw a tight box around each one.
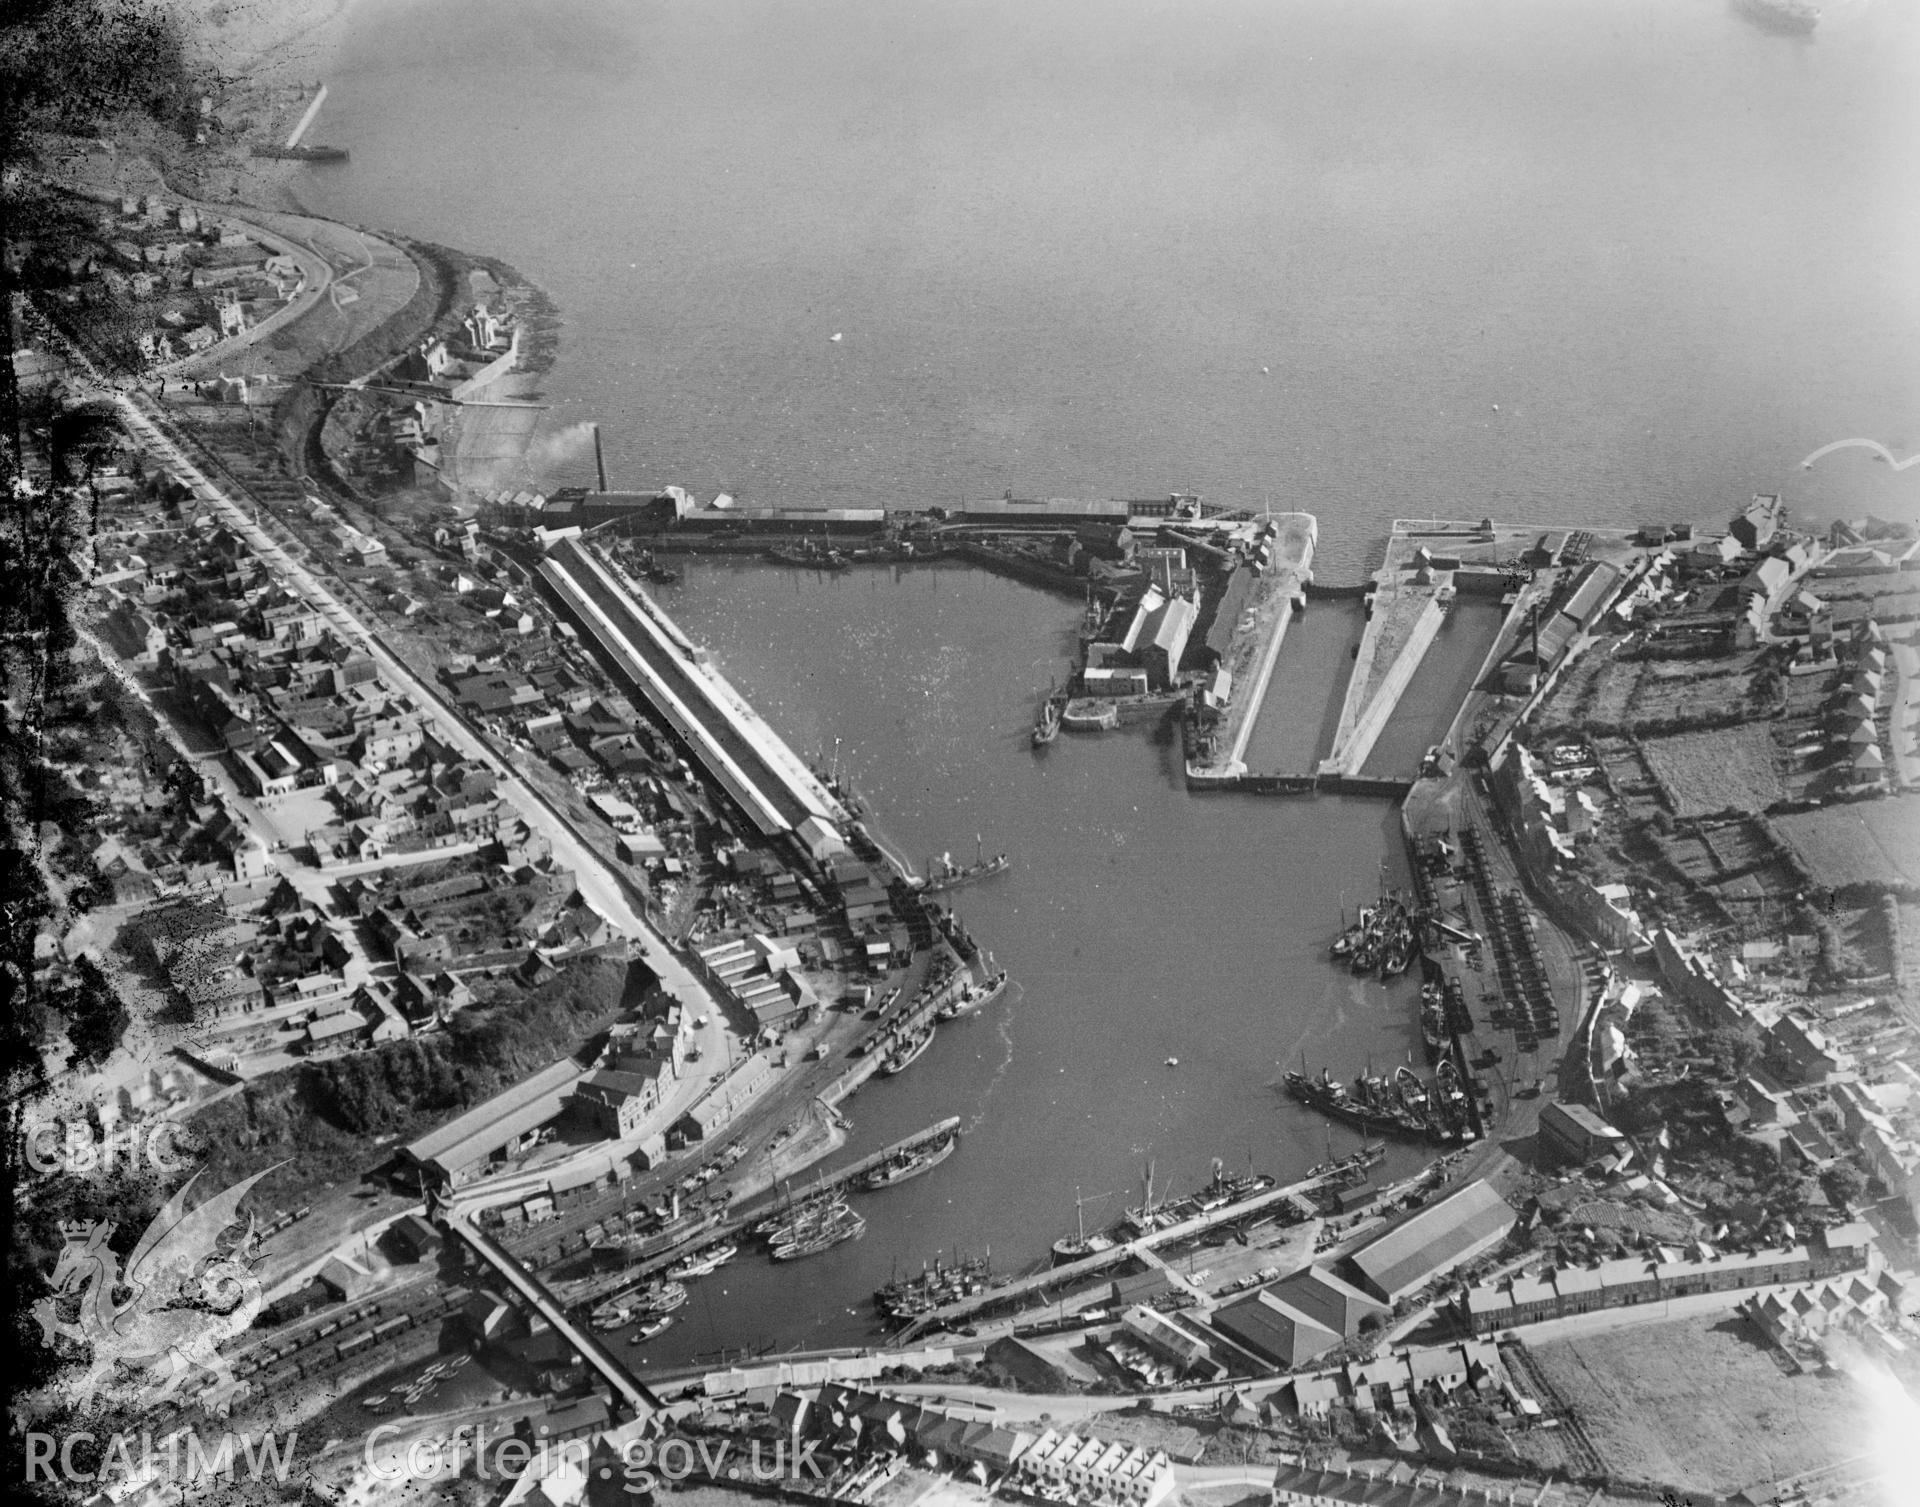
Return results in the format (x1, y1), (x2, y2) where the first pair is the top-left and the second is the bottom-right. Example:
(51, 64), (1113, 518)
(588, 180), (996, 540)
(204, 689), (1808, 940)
(282, 0), (1920, 1362)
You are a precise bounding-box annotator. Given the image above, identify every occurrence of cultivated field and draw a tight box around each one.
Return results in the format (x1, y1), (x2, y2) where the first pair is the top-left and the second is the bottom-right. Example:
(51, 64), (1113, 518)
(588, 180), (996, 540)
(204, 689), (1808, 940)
(1545, 650), (1767, 735)
(1641, 726), (1786, 817)
(1527, 1314), (1867, 1496)
(1772, 799), (1920, 890)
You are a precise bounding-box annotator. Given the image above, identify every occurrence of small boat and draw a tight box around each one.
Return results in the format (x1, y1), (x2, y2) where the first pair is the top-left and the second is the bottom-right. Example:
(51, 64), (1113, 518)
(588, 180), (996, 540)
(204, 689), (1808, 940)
(1032, 695), (1064, 747)
(637, 1281), (688, 1315)
(589, 1299), (634, 1331)
(665, 1240), (738, 1281)
(628, 1315), (673, 1343)
(880, 1026), (935, 1076)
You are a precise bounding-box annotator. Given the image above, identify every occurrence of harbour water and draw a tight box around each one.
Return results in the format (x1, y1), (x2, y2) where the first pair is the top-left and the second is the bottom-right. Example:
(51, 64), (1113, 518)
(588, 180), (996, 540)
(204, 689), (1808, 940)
(632, 560), (1435, 1365)
(272, 0), (1920, 1360)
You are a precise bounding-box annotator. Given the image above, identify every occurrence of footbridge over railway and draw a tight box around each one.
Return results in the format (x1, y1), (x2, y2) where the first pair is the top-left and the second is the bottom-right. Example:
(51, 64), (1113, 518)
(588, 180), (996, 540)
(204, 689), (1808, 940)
(538, 537), (851, 859)
(441, 1206), (661, 1423)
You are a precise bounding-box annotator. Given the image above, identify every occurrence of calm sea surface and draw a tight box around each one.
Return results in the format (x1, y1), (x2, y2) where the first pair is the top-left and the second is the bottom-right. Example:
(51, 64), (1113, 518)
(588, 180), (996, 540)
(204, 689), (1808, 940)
(286, 0), (1920, 1357)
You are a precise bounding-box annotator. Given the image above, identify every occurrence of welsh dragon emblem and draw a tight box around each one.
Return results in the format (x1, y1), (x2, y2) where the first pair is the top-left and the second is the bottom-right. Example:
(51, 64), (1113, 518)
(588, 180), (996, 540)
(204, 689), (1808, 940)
(33, 1166), (278, 1409)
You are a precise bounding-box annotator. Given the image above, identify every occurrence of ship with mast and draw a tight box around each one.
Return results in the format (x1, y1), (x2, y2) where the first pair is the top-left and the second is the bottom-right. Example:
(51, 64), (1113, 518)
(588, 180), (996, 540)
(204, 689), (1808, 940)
(880, 1024), (935, 1075)
(859, 1128), (959, 1190)
(874, 1252), (1004, 1325)
(914, 836), (1011, 894)
(771, 1201), (865, 1260)
(1329, 882), (1419, 979)
(1285, 1057), (1470, 1145)
(935, 968), (1009, 1020)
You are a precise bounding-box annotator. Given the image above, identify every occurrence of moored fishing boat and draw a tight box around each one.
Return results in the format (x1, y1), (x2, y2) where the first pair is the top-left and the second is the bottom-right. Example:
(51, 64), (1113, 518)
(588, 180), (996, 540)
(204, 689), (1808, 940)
(859, 1131), (958, 1190)
(772, 1204), (865, 1260)
(880, 1026), (935, 1075)
(936, 969), (1008, 1020)
(916, 839), (1011, 894)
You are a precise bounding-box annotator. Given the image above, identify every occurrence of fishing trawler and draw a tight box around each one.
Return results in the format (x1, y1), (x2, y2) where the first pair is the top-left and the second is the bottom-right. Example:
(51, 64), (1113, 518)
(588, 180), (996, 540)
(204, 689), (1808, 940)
(916, 838), (1011, 894)
(935, 969), (1008, 1020)
(860, 1131), (958, 1190)
(1308, 1137), (1387, 1185)
(1051, 1187), (1118, 1265)
(1285, 1066), (1432, 1141)
(1420, 984), (1450, 1061)
(875, 1254), (1000, 1323)
(880, 1026), (935, 1075)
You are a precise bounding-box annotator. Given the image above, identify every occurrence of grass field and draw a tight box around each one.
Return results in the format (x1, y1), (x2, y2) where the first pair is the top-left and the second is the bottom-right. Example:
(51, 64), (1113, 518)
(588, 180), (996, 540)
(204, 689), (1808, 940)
(1527, 1314), (1870, 1496)
(1642, 725), (1786, 817)
(1773, 799), (1920, 889)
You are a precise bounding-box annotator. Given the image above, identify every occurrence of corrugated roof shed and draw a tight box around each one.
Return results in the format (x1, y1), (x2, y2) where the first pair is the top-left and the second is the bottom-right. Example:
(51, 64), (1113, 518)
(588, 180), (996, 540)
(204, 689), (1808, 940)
(1203, 565), (1255, 660)
(1559, 560), (1622, 627)
(1348, 1180), (1517, 1303)
(401, 1056), (586, 1181)
(1209, 1288), (1341, 1370)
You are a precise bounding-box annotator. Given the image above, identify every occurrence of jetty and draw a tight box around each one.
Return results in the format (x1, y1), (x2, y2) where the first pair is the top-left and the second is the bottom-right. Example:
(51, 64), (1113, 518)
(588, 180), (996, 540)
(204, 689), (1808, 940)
(1184, 512), (1318, 784)
(741, 1116), (961, 1213)
(895, 1172), (1331, 1341)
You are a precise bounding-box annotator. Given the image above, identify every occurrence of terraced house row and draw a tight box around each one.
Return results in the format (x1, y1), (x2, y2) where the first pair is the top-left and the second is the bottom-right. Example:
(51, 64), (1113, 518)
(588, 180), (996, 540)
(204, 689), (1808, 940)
(1455, 1221), (1873, 1334)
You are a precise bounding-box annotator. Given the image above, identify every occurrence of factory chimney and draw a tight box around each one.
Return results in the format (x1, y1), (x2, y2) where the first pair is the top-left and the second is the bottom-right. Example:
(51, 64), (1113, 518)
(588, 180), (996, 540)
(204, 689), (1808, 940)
(592, 423), (609, 494)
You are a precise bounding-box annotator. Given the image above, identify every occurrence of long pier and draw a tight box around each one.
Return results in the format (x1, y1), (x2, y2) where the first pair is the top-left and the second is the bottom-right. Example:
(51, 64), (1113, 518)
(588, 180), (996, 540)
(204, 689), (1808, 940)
(558, 1118), (965, 1307)
(740, 1115), (962, 1213)
(440, 1208), (660, 1421)
(896, 1174), (1328, 1341)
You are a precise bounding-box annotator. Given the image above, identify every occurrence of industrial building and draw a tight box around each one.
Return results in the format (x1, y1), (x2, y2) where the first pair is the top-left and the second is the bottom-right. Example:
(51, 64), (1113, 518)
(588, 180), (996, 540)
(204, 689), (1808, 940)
(539, 538), (850, 862)
(1208, 1265), (1390, 1371)
(397, 1056), (588, 1187)
(1345, 1180), (1516, 1304)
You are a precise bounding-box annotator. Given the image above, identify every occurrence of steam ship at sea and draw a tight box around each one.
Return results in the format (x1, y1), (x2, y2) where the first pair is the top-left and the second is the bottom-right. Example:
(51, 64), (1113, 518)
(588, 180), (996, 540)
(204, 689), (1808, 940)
(1735, 0), (1818, 33)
